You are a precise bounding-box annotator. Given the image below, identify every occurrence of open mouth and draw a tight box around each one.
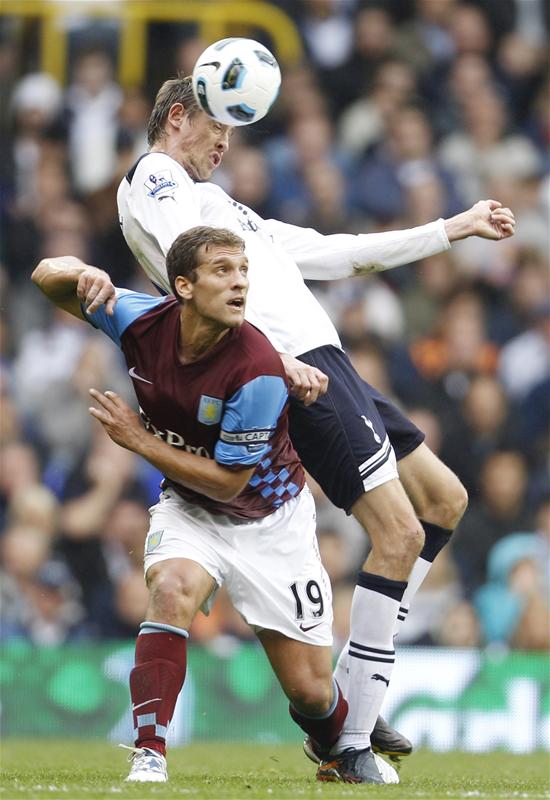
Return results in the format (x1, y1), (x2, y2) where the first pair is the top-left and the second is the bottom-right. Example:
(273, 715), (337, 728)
(209, 152), (221, 168)
(228, 297), (244, 309)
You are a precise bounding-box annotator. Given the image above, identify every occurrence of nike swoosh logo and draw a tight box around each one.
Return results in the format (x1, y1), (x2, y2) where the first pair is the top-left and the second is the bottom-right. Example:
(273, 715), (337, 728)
(132, 698), (162, 711)
(199, 60), (221, 70)
(299, 622), (322, 632)
(129, 366), (153, 384)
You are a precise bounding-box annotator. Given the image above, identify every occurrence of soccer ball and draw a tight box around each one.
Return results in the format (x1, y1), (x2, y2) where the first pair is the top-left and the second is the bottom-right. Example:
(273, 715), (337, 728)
(192, 38), (281, 126)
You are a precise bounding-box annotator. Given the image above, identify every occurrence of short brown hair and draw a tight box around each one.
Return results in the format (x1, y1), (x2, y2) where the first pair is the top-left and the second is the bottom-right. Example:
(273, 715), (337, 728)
(166, 226), (245, 299)
(147, 75), (199, 146)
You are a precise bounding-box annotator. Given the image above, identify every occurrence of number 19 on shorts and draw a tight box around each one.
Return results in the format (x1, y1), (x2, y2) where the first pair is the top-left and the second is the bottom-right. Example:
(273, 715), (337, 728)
(290, 580), (324, 620)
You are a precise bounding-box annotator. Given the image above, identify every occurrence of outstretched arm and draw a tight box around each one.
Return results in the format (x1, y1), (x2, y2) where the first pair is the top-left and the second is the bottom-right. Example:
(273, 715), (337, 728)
(89, 389), (254, 503)
(265, 199), (515, 281)
(31, 256), (117, 318)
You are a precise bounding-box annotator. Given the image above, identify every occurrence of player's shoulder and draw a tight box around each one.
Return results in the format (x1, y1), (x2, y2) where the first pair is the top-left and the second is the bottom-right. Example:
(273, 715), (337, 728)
(87, 288), (171, 343)
(123, 151), (193, 194)
(114, 287), (169, 314)
(237, 323), (285, 377)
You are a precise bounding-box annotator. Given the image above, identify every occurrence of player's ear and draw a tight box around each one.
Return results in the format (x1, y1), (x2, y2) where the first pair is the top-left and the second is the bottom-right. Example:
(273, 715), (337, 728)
(174, 274), (193, 302)
(167, 103), (185, 130)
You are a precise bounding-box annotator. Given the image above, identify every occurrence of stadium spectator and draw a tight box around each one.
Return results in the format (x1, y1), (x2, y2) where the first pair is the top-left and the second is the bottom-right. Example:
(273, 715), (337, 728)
(439, 374), (521, 500)
(337, 59), (419, 158)
(322, 6), (399, 114)
(296, 0), (356, 72)
(65, 47), (122, 196)
(474, 496), (550, 650)
(0, 522), (89, 644)
(0, 441), (41, 529)
(390, 288), (500, 411)
(8, 71), (63, 217)
(352, 105), (463, 223)
(438, 88), (542, 206)
(393, 0), (456, 75)
(435, 598), (482, 647)
(499, 299), (550, 403)
(265, 110), (354, 225)
(452, 450), (533, 595)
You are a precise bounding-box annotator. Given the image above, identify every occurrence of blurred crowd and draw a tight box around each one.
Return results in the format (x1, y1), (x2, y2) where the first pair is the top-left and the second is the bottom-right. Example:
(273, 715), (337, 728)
(0, 0), (548, 653)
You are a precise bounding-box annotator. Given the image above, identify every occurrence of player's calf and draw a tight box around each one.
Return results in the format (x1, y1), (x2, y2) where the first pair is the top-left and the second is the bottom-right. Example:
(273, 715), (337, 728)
(289, 679), (348, 756)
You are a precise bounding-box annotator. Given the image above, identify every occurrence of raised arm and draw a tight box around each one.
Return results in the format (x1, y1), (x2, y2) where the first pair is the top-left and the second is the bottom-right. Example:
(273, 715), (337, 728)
(265, 200), (515, 281)
(31, 256), (117, 318)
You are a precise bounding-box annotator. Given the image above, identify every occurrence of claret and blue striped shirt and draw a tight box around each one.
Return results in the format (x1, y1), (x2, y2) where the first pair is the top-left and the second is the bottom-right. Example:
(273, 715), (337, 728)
(86, 290), (305, 520)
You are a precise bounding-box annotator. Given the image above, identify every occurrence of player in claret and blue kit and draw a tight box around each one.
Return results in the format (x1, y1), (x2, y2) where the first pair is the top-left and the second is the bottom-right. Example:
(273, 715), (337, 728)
(32, 225), (398, 784)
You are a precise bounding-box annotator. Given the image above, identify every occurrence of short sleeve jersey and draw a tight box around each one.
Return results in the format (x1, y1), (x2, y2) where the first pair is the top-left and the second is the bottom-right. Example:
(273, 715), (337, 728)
(85, 290), (305, 519)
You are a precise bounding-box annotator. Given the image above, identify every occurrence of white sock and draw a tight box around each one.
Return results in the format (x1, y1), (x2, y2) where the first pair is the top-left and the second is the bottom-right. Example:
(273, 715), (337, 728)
(335, 557), (435, 700)
(394, 556), (432, 636)
(334, 572), (406, 753)
(394, 523), (453, 637)
(333, 640), (350, 698)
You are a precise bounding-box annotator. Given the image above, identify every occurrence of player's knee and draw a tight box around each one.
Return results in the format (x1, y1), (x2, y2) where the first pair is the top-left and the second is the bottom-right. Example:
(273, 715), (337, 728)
(450, 480), (469, 525)
(398, 522), (425, 562)
(427, 478), (468, 530)
(377, 520), (425, 569)
(146, 564), (197, 619)
(290, 678), (334, 717)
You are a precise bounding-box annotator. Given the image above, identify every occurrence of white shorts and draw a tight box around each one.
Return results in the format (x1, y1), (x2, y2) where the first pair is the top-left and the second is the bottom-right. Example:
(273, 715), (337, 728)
(144, 486), (333, 647)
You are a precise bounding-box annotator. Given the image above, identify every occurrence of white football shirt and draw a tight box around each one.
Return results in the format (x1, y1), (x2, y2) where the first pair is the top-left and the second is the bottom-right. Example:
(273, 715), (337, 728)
(117, 151), (450, 356)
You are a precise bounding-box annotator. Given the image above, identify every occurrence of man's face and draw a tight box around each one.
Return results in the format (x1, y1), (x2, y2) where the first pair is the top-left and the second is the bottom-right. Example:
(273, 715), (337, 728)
(180, 243), (248, 328)
(180, 111), (233, 181)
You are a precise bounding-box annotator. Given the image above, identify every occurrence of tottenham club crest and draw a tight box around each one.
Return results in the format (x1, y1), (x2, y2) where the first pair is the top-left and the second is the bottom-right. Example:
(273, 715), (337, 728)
(198, 395), (223, 425)
(144, 170), (178, 200)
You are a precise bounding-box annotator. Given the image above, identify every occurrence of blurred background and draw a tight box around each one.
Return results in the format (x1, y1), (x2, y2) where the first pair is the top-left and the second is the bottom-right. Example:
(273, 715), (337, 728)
(0, 0), (548, 752)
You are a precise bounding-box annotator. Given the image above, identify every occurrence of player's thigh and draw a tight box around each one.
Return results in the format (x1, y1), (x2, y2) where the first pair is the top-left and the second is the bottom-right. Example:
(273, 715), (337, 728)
(143, 489), (227, 625)
(220, 487), (334, 647)
(351, 477), (419, 541)
(257, 629), (334, 708)
(397, 442), (468, 526)
(289, 346), (398, 513)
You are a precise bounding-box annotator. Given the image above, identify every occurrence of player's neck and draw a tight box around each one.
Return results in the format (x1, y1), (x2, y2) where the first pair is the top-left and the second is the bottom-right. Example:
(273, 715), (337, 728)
(150, 141), (193, 176)
(177, 309), (229, 365)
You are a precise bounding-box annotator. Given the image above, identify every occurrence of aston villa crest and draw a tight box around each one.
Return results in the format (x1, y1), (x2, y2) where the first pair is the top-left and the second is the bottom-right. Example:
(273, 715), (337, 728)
(146, 530), (164, 553)
(198, 395), (223, 425)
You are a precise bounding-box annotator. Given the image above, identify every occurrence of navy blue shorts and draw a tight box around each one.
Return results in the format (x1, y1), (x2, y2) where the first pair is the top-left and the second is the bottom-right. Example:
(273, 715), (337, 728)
(288, 345), (425, 513)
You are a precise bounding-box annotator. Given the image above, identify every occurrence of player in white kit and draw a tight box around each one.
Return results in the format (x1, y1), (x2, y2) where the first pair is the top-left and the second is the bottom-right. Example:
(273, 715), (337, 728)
(116, 77), (515, 783)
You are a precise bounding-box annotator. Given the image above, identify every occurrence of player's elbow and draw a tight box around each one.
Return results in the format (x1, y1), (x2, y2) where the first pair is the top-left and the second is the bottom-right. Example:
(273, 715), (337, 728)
(213, 486), (239, 502)
(31, 261), (48, 288)
(211, 466), (252, 502)
(213, 480), (246, 503)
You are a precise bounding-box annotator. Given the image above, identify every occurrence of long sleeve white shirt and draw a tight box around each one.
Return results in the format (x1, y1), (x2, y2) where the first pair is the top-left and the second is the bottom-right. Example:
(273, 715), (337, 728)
(117, 151), (450, 356)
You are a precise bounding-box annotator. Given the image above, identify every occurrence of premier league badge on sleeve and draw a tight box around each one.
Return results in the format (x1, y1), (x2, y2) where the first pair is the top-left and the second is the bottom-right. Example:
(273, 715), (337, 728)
(198, 395), (223, 425)
(144, 170), (178, 200)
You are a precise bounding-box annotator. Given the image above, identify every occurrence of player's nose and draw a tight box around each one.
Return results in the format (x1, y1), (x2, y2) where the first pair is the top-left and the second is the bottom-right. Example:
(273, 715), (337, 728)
(217, 129), (230, 152)
(232, 269), (248, 288)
